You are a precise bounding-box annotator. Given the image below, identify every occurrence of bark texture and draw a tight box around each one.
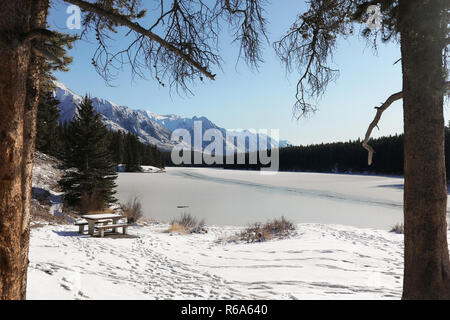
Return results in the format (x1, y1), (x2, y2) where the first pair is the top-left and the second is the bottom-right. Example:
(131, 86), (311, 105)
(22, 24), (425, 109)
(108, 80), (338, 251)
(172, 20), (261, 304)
(0, 0), (49, 300)
(399, 0), (450, 299)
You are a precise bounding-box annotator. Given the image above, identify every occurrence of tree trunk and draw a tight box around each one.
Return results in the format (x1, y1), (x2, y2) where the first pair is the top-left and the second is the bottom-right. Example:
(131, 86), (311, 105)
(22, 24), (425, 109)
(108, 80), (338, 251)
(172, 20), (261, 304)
(399, 0), (450, 299)
(0, 0), (49, 300)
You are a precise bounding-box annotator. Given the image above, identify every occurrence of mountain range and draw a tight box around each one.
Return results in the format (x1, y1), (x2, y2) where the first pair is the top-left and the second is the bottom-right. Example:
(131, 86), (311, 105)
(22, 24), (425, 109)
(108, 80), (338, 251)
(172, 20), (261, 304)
(54, 82), (290, 153)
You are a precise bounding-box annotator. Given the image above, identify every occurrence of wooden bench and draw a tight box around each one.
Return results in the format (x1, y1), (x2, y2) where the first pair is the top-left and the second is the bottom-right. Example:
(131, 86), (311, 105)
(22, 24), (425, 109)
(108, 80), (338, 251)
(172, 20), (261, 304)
(75, 219), (112, 234)
(95, 224), (130, 237)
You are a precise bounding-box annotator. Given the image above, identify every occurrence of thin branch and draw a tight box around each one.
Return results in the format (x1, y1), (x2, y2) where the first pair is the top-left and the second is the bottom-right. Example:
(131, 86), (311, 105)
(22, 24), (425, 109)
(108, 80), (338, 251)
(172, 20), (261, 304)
(64, 0), (216, 80)
(362, 91), (403, 165)
(362, 81), (450, 165)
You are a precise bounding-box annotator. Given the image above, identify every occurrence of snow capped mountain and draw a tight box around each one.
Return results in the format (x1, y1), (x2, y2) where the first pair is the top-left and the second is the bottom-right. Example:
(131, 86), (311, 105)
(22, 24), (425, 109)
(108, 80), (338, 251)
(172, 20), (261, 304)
(53, 82), (288, 153)
(278, 140), (292, 148)
(54, 82), (175, 151)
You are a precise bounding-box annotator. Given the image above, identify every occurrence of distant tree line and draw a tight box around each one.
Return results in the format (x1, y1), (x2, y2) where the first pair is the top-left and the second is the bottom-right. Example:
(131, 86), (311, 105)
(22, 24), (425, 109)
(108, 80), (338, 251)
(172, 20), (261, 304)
(108, 130), (165, 171)
(164, 126), (450, 179)
(277, 135), (404, 175)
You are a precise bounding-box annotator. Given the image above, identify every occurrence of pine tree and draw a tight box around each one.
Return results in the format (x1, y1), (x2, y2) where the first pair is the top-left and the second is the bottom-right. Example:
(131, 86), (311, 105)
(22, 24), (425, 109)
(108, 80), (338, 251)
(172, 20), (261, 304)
(124, 133), (142, 172)
(60, 96), (117, 209)
(36, 91), (62, 157)
(35, 30), (76, 158)
(108, 130), (125, 165)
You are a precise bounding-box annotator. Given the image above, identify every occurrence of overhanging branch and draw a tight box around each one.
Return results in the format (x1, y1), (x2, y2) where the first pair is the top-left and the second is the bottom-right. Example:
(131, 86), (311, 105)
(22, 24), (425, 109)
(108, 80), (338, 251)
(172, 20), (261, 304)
(362, 81), (450, 165)
(64, 0), (216, 80)
(362, 91), (402, 165)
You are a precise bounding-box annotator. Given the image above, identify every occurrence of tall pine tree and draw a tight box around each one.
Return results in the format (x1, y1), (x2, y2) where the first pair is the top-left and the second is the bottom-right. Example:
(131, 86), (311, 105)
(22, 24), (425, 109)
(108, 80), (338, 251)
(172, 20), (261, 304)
(36, 92), (62, 157)
(35, 31), (77, 158)
(124, 132), (142, 172)
(60, 96), (117, 210)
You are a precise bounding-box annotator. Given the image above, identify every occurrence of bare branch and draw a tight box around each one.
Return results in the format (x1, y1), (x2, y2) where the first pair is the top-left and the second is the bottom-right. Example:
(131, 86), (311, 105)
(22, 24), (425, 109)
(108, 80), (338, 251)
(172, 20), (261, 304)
(274, 0), (353, 118)
(64, 0), (216, 80)
(362, 81), (450, 165)
(362, 91), (403, 166)
(217, 0), (269, 68)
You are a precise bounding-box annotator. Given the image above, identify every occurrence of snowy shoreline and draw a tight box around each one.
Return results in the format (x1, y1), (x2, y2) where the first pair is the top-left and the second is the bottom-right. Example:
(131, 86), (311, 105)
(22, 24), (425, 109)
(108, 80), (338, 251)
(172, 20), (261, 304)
(27, 222), (408, 300)
(117, 167), (407, 229)
(29, 152), (412, 300)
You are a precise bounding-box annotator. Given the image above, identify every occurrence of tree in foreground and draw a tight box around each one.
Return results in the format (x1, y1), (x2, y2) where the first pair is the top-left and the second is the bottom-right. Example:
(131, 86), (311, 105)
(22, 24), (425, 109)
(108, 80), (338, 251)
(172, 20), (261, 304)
(60, 96), (117, 211)
(276, 0), (448, 299)
(0, 0), (448, 299)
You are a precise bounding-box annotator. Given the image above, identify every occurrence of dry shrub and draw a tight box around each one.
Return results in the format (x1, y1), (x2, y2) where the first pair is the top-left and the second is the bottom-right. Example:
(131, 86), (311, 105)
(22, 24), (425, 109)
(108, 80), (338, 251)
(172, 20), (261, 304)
(80, 189), (105, 213)
(390, 223), (404, 234)
(30, 199), (68, 227)
(169, 213), (207, 234)
(137, 217), (158, 226)
(168, 222), (189, 234)
(121, 196), (143, 224)
(233, 216), (296, 243)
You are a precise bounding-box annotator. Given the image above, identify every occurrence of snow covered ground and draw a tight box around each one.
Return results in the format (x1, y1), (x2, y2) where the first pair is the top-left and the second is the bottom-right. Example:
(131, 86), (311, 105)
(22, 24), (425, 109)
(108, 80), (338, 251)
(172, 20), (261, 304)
(29, 161), (449, 300)
(28, 222), (407, 300)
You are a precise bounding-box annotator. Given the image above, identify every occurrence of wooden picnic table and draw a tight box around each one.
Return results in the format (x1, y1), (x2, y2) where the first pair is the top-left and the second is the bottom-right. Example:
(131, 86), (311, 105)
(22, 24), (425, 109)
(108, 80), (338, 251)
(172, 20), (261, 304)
(81, 214), (125, 236)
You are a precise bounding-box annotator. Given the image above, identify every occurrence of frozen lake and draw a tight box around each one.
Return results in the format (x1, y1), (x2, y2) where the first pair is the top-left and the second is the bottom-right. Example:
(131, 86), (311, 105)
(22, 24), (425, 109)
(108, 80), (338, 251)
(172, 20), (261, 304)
(115, 167), (425, 230)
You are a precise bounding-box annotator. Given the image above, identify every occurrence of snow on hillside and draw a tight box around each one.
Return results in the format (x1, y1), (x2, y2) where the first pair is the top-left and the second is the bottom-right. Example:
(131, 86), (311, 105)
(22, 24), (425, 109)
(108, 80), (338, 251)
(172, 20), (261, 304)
(27, 222), (407, 300)
(33, 151), (63, 192)
(54, 82), (175, 151)
(31, 152), (75, 227)
(54, 82), (288, 153)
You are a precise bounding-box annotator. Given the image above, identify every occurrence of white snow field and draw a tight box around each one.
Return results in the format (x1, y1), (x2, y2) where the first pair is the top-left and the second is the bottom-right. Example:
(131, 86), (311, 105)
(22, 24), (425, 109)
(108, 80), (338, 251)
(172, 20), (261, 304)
(116, 167), (410, 229)
(28, 222), (407, 300)
(28, 167), (450, 299)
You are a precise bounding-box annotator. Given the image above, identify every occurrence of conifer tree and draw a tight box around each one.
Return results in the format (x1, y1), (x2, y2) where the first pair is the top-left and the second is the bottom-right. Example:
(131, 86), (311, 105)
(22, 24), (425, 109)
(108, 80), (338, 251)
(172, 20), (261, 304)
(60, 96), (117, 209)
(108, 130), (125, 165)
(35, 91), (62, 157)
(35, 30), (76, 158)
(124, 133), (142, 172)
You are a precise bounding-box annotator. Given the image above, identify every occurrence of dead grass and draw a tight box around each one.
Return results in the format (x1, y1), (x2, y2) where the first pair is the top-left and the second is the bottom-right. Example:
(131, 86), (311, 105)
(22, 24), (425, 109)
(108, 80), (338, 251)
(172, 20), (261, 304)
(168, 222), (189, 234)
(168, 213), (207, 234)
(390, 223), (404, 234)
(136, 217), (159, 226)
(121, 196), (143, 224)
(229, 216), (296, 243)
(30, 199), (69, 227)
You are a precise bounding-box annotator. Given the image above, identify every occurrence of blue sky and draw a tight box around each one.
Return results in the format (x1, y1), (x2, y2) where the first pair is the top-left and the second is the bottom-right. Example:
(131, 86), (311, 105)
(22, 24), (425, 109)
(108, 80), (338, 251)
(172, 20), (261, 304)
(48, 0), (447, 146)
